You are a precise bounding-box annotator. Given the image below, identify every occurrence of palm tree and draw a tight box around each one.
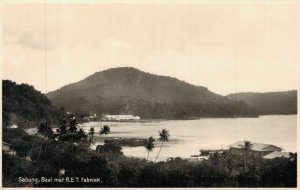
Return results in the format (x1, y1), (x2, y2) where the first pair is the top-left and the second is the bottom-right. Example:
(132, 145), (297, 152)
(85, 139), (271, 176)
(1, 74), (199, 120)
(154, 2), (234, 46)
(239, 140), (253, 152)
(155, 129), (170, 162)
(88, 127), (95, 143)
(144, 136), (155, 161)
(99, 125), (110, 136)
(97, 125), (111, 153)
(69, 116), (78, 133)
(239, 140), (253, 172)
(76, 128), (87, 142)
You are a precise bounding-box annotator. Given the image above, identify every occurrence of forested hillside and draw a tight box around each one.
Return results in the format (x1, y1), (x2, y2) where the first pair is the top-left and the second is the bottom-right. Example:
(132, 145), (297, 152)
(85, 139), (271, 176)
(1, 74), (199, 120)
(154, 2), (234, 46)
(227, 91), (297, 115)
(2, 80), (64, 128)
(47, 67), (257, 119)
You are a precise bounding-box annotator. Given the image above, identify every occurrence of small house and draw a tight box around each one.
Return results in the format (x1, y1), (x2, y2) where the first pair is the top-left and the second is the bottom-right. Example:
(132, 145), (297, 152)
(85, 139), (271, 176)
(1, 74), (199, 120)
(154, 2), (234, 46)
(2, 142), (15, 155)
(263, 151), (291, 159)
(9, 124), (18, 129)
(229, 141), (282, 157)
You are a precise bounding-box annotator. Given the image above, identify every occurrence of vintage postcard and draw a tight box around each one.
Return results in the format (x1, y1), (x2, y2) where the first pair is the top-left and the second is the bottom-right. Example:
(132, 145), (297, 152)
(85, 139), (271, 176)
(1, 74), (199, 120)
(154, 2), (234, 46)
(1, 0), (298, 188)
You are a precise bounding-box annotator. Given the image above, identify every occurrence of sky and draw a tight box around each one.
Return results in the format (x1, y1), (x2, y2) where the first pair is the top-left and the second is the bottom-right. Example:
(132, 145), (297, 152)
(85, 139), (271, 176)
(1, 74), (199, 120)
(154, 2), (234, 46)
(2, 1), (299, 95)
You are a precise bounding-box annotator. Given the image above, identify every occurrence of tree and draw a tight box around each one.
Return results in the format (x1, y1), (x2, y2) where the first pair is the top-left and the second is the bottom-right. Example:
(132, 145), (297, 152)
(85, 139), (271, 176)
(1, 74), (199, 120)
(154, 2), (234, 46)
(99, 125), (110, 136)
(239, 140), (253, 172)
(88, 127), (95, 143)
(144, 136), (155, 161)
(239, 140), (253, 152)
(96, 141), (123, 156)
(12, 138), (31, 158)
(69, 116), (78, 133)
(155, 129), (170, 162)
(98, 125), (111, 153)
(76, 128), (87, 143)
(59, 119), (67, 135)
(38, 121), (53, 138)
(54, 116), (89, 144)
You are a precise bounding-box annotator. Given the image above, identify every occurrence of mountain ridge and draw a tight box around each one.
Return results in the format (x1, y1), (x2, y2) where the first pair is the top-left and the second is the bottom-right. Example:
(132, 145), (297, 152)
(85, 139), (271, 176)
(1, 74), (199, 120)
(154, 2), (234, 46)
(48, 67), (209, 94)
(47, 67), (229, 105)
(227, 91), (297, 115)
(46, 67), (257, 119)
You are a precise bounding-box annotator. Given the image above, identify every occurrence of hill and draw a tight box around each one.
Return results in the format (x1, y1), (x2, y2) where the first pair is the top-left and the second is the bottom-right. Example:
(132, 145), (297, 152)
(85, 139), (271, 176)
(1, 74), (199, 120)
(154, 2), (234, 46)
(227, 91), (297, 115)
(2, 80), (64, 128)
(47, 67), (257, 119)
(48, 67), (224, 104)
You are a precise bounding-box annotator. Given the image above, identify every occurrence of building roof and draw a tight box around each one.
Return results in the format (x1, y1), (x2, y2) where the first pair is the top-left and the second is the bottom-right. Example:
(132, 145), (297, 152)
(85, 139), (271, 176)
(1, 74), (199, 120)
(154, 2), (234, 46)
(3, 142), (12, 146)
(263, 151), (291, 159)
(229, 141), (282, 152)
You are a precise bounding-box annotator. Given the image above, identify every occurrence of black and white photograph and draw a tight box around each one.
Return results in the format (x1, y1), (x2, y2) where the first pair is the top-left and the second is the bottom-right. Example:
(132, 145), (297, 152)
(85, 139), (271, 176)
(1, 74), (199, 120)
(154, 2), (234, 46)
(1, 0), (298, 188)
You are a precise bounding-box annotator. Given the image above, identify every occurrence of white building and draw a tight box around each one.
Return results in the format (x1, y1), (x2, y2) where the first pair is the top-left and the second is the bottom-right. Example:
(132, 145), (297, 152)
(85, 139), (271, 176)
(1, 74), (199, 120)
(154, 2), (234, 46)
(9, 124), (18, 129)
(102, 115), (140, 121)
(83, 114), (97, 122)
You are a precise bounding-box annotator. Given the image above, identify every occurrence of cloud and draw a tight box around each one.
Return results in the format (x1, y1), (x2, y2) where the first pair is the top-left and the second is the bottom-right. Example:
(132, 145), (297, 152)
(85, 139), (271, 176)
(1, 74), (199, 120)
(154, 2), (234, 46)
(3, 3), (59, 51)
(3, 3), (299, 95)
(17, 32), (56, 51)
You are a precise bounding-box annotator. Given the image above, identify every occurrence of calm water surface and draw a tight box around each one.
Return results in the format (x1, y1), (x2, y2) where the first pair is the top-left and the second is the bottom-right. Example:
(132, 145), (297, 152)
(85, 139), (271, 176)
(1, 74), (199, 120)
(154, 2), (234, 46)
(80, 115), (296, 161)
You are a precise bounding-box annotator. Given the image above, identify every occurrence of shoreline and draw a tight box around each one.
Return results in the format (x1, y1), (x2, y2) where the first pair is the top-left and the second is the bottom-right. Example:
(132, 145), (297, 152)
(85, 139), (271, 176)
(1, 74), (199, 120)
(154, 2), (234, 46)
(79, 114), (298, 125)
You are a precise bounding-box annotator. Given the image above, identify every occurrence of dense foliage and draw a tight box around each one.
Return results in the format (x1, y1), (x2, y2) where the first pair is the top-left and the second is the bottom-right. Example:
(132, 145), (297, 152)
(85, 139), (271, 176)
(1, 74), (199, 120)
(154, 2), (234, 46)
(3, 127), (297, 187)
(227, 91), (297, 115)
(47, 67), (258, 118)
(2, 80), (65, 128)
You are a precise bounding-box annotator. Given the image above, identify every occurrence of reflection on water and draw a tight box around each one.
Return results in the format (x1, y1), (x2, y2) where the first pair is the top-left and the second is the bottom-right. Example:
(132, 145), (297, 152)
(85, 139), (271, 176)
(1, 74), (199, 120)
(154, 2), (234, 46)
(80, 115), (297, 160)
